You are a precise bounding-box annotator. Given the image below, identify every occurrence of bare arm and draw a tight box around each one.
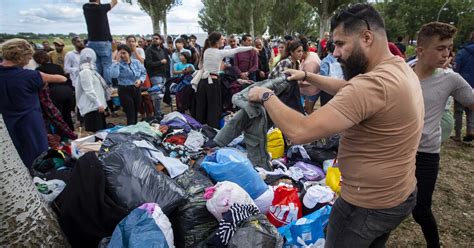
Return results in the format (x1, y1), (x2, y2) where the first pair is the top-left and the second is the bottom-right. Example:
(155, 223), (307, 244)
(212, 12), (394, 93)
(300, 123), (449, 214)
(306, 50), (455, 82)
(110, 0), (118, 8)
(40, 72), (66, 84)
(285, 68), (346, 95)
(248, 87), (354, 144)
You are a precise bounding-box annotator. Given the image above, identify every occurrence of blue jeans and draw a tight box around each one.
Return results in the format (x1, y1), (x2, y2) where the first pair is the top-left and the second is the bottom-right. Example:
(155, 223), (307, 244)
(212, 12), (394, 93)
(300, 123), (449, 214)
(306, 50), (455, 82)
(150, 76), (165, 87)
(87, 41), (112, 84)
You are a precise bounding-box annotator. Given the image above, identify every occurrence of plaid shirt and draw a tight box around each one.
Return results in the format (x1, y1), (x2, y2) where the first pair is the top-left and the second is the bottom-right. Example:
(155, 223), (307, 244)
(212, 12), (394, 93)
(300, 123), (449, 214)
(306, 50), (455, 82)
(39, 87), (77, 139)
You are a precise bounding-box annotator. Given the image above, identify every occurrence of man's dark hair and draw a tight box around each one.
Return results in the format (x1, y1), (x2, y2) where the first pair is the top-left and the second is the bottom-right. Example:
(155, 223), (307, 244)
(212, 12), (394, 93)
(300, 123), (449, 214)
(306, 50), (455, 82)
(298, 35), (309, 52)
(242, 34), (252, 42)
(152, 33), (161, 39)
(71, 36), (81, 43)
(175, 38), (185, 44)
(126, 35), (136, 42)
(33, 50), (50, 65)
(190, 34), (197, 40)
(117, 44), (132, 55)
(284, 35), (293, 41)
(330, 3), (385, 34)
(397, 36), (403, 42)
(180, 51), (191, 63)
(417, 22), (457, 47)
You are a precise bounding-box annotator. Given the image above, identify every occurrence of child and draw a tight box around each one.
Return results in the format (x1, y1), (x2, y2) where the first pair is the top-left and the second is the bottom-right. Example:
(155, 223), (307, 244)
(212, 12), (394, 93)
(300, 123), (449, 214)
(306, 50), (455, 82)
(173, 52), (195, 77)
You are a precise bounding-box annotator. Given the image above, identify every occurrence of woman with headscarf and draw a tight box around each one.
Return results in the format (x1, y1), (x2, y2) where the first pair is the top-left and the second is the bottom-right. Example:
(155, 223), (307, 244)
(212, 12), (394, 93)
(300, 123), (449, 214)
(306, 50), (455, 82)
(76, 48), (108, 132)
(0, 38), (67, 167)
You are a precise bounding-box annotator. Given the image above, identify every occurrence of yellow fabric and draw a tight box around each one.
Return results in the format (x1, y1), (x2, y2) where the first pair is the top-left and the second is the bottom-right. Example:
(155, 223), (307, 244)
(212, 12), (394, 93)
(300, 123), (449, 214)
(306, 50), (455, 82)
(267, 128), (284, 159)
(326, 167), (341, 194)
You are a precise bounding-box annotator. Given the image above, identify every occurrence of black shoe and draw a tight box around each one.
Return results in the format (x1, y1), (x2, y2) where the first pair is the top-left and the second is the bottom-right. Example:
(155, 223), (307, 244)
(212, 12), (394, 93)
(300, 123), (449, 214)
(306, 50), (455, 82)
(462, 135), (473, 142)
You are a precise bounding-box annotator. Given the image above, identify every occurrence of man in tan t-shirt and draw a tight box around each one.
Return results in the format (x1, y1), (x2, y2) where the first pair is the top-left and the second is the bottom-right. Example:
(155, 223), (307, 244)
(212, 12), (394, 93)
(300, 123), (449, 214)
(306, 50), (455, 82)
(48, 38), (66, 69)
(248, 3), (423, 247)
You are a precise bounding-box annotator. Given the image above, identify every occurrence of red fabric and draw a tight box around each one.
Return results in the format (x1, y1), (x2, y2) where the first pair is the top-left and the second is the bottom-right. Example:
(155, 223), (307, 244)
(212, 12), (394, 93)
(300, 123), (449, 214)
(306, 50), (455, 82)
(388, 42), (405, 58)
(320, 39), (328, 50)
(309, 47), (317, 52)
(267, 185), (303, 227)
(273, 47), (279, 56)
(164, 135), (187, 145)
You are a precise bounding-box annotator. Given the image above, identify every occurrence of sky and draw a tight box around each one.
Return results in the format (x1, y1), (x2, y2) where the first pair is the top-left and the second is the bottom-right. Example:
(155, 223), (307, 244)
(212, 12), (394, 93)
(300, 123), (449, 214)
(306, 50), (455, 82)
(0, 0), (205, 35)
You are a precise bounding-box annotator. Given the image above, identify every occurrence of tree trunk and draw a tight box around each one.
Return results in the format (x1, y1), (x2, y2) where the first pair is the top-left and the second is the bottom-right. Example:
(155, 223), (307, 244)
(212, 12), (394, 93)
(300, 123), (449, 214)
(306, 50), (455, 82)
(0, 115), (68, 246)
(162, 10), (168, 37)
(149, 3), (162, 35)
(249, 5), (255, 37)
(319, 0), (329, 39)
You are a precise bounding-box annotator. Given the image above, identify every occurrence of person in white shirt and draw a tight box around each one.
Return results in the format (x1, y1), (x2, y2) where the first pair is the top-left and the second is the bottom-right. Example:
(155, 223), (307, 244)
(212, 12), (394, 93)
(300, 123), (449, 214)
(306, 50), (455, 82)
(64, 36), (85, 87)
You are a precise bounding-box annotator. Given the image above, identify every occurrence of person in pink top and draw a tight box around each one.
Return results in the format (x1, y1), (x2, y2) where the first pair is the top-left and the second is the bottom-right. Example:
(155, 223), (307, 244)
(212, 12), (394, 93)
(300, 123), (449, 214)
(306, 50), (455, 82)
(299, 36), (322, 114)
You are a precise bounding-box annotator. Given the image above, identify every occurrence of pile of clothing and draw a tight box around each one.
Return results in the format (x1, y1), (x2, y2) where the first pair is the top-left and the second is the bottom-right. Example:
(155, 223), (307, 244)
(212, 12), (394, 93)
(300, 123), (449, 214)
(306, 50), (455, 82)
(30, 110), (340, 248)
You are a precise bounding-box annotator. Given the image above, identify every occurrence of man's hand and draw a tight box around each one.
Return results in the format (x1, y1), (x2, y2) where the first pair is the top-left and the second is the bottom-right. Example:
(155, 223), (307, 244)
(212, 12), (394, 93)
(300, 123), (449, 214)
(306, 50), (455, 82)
(160, 59), (167, 64)
(248, 86), (272, 103)
(98, 105), (106, 113)
(259, 71), (265, 78)
(240, 72), (249, 80)
(284, 69), (305, 81)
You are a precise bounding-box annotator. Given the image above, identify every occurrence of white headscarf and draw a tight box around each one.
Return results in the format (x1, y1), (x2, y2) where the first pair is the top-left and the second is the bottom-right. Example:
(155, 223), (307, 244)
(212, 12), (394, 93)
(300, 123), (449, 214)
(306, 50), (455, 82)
(79, 48), (112, 100)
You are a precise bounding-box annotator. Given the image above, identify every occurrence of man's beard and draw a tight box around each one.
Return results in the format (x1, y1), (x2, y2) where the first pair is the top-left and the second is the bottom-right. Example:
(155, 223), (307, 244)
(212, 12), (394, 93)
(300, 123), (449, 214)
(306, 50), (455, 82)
(338, 46), (369, 80)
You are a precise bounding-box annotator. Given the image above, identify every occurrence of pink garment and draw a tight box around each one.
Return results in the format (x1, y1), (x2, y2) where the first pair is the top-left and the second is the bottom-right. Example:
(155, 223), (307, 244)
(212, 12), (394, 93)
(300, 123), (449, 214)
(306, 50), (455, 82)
(299, 52), (321, 96)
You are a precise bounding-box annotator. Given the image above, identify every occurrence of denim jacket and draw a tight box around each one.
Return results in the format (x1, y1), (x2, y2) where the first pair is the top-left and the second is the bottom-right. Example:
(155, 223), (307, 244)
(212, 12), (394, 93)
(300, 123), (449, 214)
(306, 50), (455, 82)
(111, 58), (147, 86)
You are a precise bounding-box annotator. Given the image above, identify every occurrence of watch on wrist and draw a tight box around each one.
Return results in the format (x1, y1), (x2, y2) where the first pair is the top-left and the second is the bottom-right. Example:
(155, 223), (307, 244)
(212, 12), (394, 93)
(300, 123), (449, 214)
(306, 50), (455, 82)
(261, 91), (275, 103)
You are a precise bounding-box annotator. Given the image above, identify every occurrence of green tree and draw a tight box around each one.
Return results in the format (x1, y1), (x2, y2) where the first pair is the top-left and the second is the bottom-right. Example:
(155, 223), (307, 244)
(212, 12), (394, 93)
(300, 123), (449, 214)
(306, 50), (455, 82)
(268, 0), (319, 36)
(304, 0), (361, 38)
(198, 0), (270, 36)
(123, 0), (181, 35)
(198, 0), (229, 34)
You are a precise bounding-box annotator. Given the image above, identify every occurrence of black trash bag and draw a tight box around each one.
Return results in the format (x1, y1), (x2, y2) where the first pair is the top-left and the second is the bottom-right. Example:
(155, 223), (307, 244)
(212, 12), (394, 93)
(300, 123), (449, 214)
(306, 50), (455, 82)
(171, 169), (219, 248)
(58, 152), (128, 248)
(313, 134), (340, 152)
(228, 214), (284, 248)
(302, 145), (337, 165)
(100, 132), (164, 157)
(101, 142), (187, 214)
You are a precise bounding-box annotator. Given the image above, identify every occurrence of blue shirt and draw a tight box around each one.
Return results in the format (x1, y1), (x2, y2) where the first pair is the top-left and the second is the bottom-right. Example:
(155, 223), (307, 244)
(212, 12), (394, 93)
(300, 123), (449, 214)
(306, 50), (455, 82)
(173, 62), (195, 77)
(319, 54), (344, 79)
(454, 42), (474, 88)
(111, 58), (147, 86)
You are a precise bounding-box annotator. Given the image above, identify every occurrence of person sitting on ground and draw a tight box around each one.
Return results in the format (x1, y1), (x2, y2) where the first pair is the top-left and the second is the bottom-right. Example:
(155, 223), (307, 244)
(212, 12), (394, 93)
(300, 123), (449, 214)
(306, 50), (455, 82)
(76, 48), (108, 132)
(409, 22), (474, 248)
(173, 52), (195, 77)
(110, 45), (147, 125)
(268, 40), (303, 79)
(0, 38), (67, 167)
(248, 4), (424, 247)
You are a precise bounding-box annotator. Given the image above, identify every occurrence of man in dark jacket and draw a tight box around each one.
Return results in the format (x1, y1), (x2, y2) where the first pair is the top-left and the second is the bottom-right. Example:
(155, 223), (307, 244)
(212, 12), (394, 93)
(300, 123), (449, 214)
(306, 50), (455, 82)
(145, 33), (170, 87)
(453, 31), (474, 142)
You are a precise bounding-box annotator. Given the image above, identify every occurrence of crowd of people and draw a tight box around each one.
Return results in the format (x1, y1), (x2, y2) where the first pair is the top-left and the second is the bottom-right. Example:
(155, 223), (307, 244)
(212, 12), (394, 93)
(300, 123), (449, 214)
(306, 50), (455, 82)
(0, 0), (473, 247)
